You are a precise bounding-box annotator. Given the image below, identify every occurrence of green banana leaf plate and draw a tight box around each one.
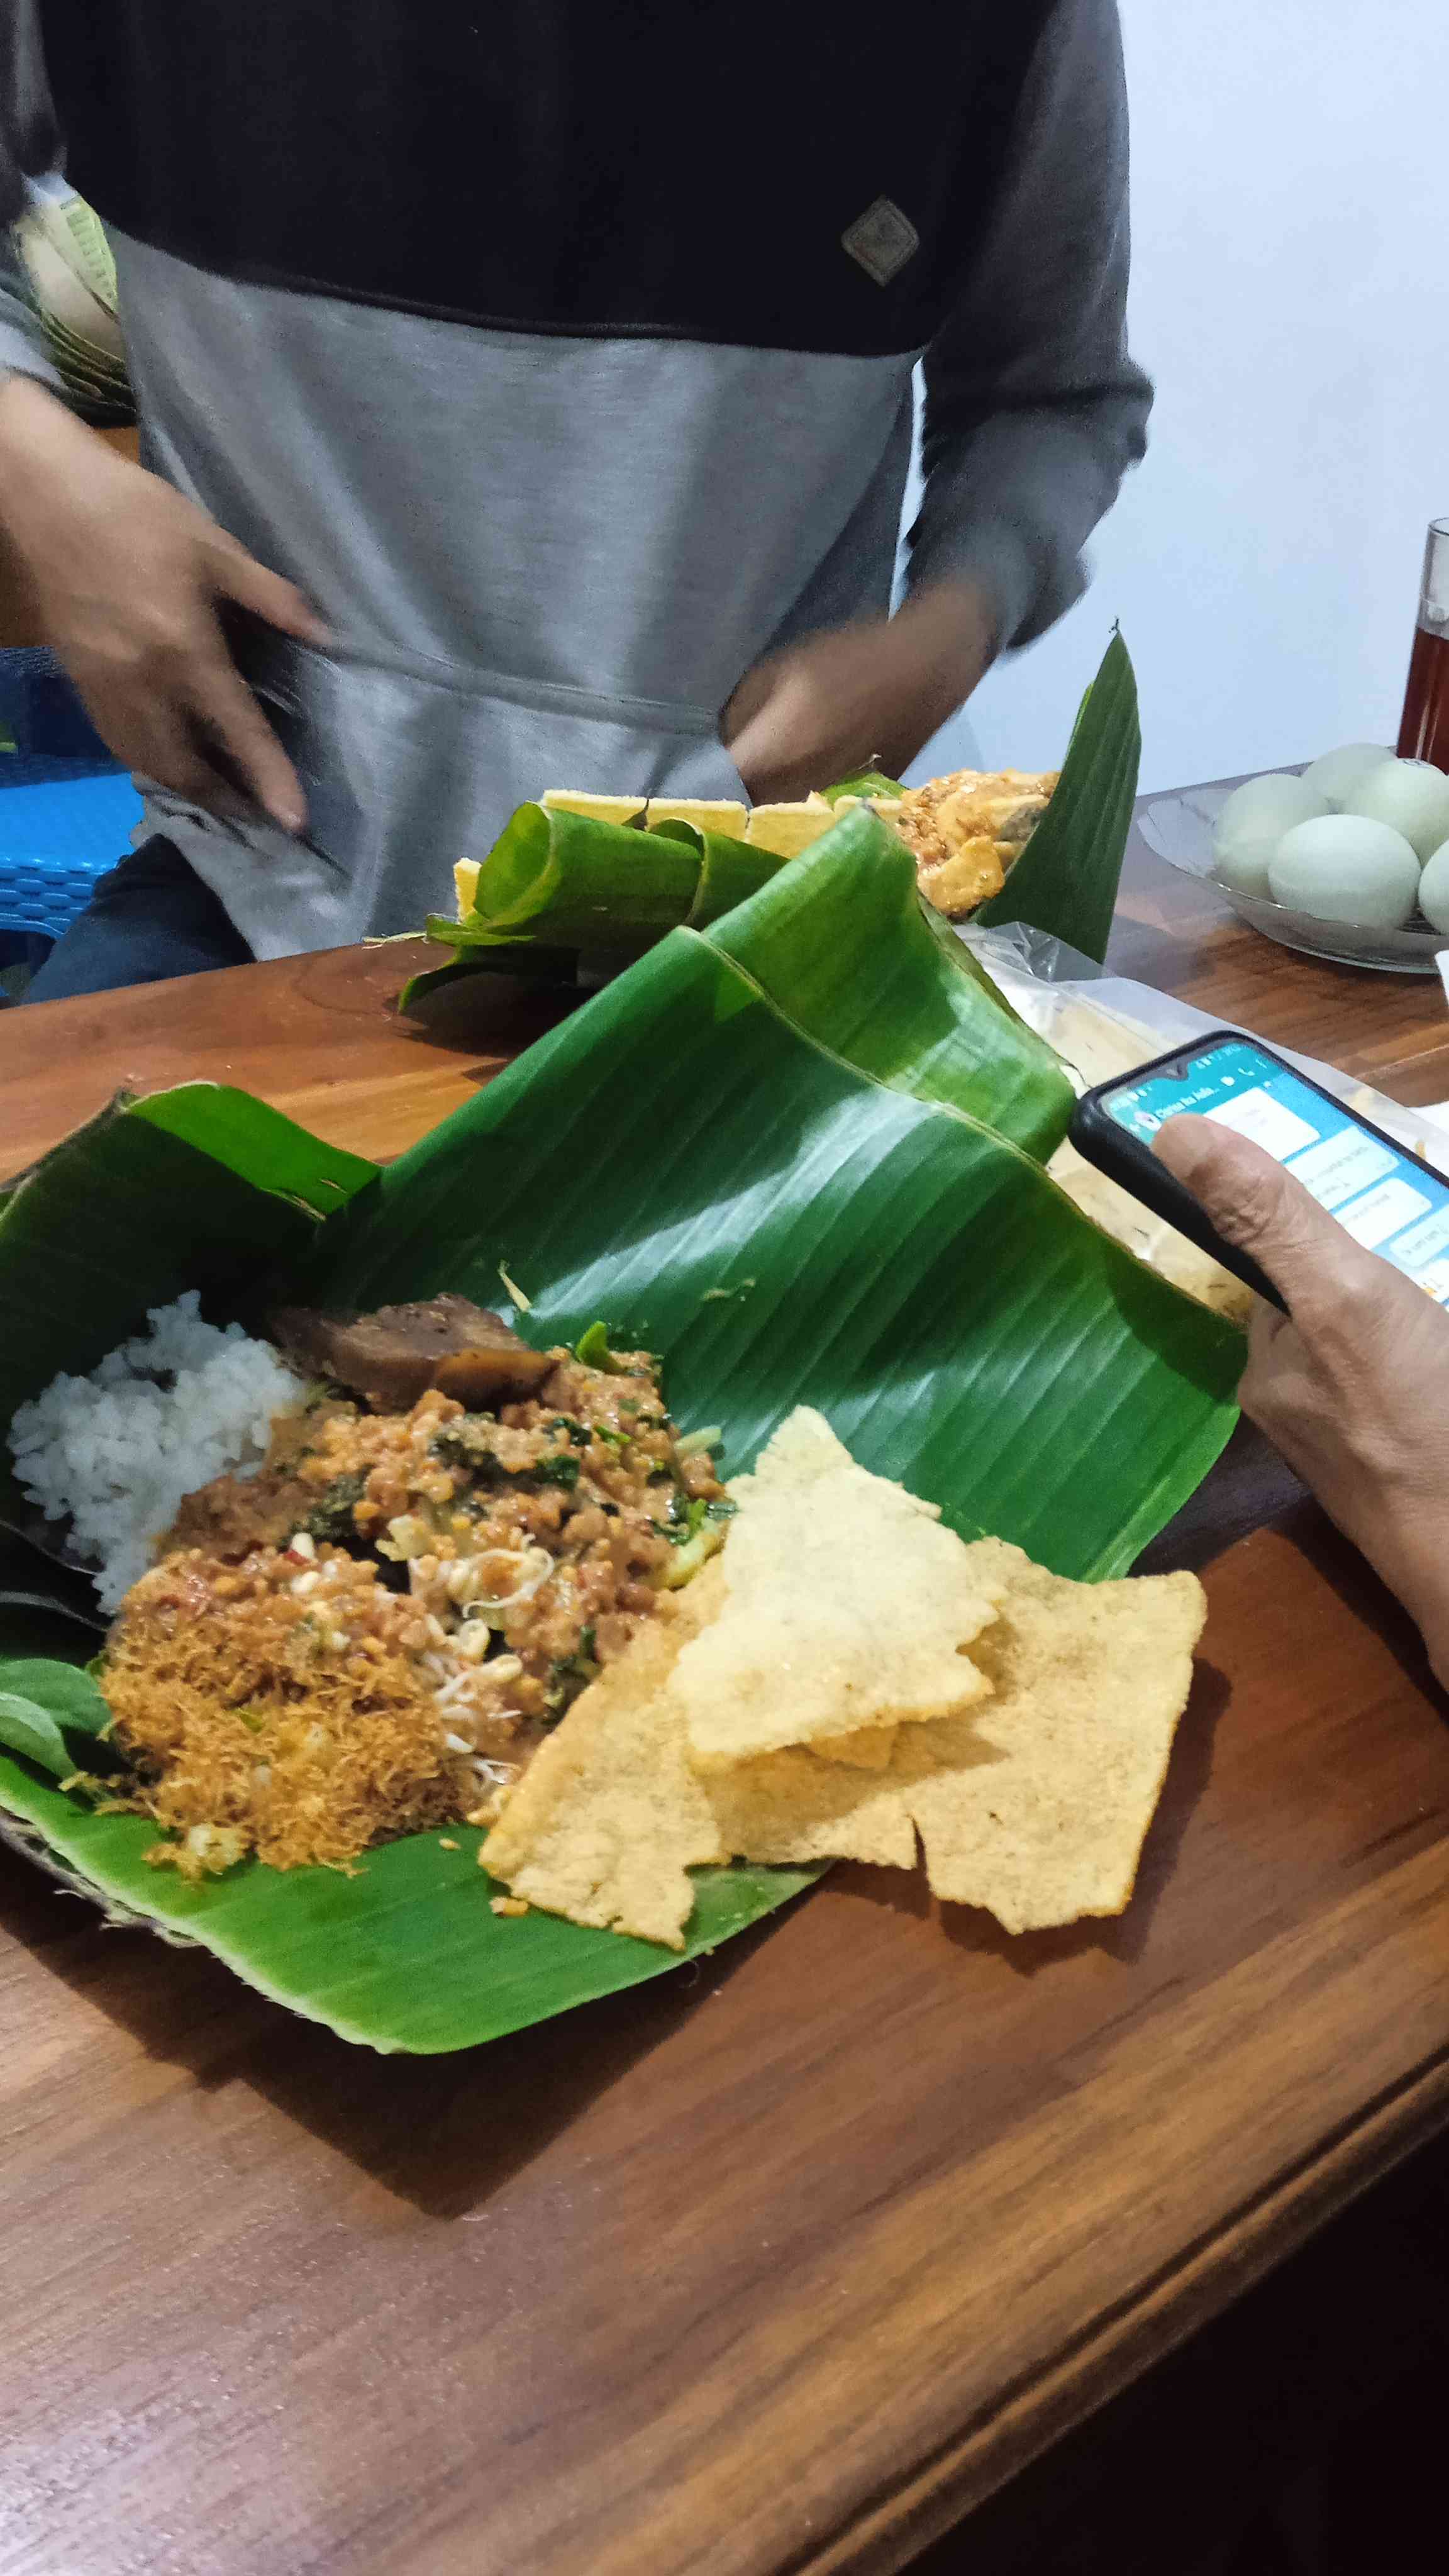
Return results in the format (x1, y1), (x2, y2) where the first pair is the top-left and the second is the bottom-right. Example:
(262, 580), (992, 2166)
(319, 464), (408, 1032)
(0, 683), (1241, 2056)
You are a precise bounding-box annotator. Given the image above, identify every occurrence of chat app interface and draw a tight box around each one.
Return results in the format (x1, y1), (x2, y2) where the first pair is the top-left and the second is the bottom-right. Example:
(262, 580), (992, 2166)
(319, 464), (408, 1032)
(1105, 1038), (1449, 1304)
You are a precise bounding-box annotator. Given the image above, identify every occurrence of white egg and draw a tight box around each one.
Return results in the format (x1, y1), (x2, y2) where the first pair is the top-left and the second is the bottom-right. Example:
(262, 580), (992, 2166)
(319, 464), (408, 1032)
(1211, 772), (1330, 896)
(1300, 741), (1394, 809)
(1341, 757), (1449, 862)
(1417, 836), (1449, 935)
(1268, 814), (1421, 928)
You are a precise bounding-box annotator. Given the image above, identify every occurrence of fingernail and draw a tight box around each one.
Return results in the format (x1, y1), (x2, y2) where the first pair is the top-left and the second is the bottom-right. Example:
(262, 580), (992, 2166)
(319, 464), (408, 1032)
(274, 802), (306, 835)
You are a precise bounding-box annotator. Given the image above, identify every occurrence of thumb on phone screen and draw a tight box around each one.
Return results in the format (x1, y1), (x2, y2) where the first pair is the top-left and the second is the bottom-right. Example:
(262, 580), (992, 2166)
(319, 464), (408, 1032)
(1152, 1115), (1355, 1319)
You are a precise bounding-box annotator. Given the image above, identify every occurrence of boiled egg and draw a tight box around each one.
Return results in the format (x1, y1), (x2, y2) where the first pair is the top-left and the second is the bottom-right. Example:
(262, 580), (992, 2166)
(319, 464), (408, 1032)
(1341, 758), (1449, 862)
(1300, 742), (1394, 809)
(1211, 772), (1329, 896)
(1416, 835), (1449, 935)
(1268, 814), (1421, 928)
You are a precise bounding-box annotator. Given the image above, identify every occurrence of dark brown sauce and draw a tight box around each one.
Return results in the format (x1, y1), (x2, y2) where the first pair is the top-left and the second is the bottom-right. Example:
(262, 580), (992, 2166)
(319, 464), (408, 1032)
(1396, 621), (1449, 770)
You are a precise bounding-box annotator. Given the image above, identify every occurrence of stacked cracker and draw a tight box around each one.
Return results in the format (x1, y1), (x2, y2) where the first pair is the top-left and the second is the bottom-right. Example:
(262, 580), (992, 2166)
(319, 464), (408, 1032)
(482, 1413), (1206, 1947)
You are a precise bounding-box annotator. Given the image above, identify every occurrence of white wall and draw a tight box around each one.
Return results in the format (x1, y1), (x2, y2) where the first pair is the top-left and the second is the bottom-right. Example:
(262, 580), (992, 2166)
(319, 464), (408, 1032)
(913, 0), (1449, 794)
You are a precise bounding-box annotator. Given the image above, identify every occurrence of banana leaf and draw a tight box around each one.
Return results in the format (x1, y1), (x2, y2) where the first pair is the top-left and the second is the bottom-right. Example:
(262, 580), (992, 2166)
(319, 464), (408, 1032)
(402, 948), (586, 1009)
(447, 799), (701, 946)
(0, 1085), (377, 1426)
(0, 1656), (111, 1776)
(819, 767), (904, 803)
(0, 822), (1240, 2052)
(676, 823), (780, 928)
(0, 1089), (379, 1558)
(707, 809), (1074, 1153)
(399, 633), (1141, 1004)
(974, 630), (1141, 962)
(0, 1755), (819, 2050)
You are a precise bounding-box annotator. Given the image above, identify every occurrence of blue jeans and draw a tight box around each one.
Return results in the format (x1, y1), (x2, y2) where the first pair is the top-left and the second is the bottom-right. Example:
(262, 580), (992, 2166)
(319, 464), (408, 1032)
(25, 838), (253, 1002)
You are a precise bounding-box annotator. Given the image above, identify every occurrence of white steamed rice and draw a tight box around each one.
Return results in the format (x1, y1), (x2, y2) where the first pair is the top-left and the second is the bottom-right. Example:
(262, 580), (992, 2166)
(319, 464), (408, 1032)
(9, 1292), (305, 1613)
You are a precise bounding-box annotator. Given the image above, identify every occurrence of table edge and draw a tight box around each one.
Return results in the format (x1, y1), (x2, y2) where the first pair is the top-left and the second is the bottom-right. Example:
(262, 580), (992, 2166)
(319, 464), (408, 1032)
(807, 2044), (1449, 2575)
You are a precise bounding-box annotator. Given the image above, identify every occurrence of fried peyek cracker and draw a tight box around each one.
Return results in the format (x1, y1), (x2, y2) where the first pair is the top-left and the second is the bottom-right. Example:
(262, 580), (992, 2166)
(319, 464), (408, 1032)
(708, 1743), (915, 1868)
(812, 1723), (899, 1770)
(677, 1411), (1007, 1767)
(892, 1538), (1206, 1931)
(734, 1406), (864, 1494)
(481, 1560), (911, 1942)
(482, 1439), (1207, 1949)
(674, 1543), (1204, 1926)
(479, 1568), (728, 1948)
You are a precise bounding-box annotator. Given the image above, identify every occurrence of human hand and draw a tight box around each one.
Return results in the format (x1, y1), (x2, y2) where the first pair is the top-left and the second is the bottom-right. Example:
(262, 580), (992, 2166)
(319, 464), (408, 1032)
(721, 580), (997, 804)
(0, 375), (325, 831)
(1155, 1112), (1449, 1684)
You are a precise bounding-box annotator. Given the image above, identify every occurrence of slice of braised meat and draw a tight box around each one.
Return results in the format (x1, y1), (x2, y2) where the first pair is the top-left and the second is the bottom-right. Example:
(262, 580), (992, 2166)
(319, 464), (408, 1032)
(271, 1295), (554, 1409)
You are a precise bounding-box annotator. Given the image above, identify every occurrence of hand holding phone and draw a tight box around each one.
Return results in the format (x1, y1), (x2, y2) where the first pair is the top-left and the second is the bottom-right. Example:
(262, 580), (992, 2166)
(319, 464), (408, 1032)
(1152, 1108), (1449, 1687)
(1070, 1038), (1449, 1685)
(1070, 1033), (1449, 1314)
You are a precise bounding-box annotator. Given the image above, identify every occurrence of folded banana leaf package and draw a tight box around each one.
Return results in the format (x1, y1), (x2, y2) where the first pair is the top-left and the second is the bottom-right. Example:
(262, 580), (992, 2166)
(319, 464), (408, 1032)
(0, 794), (1243, 2055)
(399, 631), (1140, 1008)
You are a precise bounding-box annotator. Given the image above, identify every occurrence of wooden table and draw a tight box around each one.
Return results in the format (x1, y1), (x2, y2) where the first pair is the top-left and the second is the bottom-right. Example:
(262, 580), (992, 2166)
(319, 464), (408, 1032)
(4, 821), (1449, 2576)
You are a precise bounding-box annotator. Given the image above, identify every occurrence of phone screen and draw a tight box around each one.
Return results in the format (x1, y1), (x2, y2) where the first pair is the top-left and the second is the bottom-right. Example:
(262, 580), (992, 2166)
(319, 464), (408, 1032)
(1102, 1036), (1449, 1304)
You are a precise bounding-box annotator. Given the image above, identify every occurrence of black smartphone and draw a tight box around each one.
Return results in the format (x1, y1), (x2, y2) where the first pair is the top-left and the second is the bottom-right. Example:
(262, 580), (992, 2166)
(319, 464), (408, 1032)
(1069, 1028), (1449, 1314)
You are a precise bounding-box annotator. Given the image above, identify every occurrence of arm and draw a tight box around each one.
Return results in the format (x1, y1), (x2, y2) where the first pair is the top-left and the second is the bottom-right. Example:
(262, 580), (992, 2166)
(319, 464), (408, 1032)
(0, 1), (321, 828)
(0, 378), (323, 828)
(723, 578), (997, 804)
(1155, 1116), (1449, 1689)
(908, 0), (1152, 652)
(724, 0), (1150, 800)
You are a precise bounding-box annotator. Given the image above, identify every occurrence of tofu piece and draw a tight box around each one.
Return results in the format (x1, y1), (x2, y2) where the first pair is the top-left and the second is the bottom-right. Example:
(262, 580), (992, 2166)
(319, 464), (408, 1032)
(541, 791), (748, 839)
(742, 803), (838, 858)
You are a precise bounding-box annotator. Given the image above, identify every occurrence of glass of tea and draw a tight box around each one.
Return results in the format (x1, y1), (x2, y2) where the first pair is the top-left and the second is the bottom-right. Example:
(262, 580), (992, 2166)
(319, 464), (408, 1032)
(1397, 516), (1449, 770)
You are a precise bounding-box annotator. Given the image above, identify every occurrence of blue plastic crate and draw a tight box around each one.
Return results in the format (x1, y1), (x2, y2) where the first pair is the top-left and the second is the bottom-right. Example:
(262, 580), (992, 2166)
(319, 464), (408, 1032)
(0, 754), (143, 941)
(0, 649), (143, 947)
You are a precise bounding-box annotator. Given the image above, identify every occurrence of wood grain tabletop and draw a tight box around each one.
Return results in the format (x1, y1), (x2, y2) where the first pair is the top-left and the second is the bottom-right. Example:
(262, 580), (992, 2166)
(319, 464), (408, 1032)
(3, 809), (1449, 2576)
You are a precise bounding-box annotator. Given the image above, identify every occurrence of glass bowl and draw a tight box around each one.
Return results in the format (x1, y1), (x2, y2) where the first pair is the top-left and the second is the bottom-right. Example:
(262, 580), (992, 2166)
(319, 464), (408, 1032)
(1138, 785), (1448, 975)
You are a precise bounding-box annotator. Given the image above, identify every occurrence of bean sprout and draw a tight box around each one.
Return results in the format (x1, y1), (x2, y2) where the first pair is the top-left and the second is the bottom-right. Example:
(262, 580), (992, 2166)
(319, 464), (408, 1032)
(459, 1545), (554, 1622)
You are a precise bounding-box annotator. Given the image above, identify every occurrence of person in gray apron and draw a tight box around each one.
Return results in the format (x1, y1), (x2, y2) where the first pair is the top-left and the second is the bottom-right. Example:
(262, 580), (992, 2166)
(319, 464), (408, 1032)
(0, 0), (1150, 994)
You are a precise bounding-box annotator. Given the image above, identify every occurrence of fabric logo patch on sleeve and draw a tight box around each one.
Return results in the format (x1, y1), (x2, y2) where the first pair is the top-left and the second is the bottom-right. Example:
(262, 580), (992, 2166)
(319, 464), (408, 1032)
(840, 197), (919, 287)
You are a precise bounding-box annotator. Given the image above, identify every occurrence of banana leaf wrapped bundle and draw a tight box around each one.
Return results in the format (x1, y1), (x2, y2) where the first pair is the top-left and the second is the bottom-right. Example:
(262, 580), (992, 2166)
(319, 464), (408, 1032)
(401, 635), (1140, 1008)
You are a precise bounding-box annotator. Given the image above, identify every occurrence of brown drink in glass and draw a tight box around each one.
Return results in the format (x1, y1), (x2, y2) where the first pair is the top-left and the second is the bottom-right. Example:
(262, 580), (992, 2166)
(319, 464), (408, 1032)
(1397, 516), (1449, 769)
